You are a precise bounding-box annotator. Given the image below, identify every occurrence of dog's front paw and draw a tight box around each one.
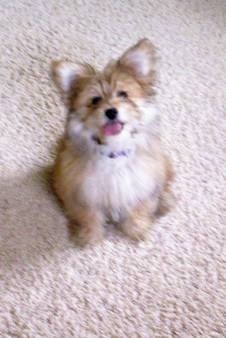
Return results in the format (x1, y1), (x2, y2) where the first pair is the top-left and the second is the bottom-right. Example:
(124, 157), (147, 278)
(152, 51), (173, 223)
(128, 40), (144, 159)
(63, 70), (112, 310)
(121, 217), (151, 241)
(72, 224), (104, 247)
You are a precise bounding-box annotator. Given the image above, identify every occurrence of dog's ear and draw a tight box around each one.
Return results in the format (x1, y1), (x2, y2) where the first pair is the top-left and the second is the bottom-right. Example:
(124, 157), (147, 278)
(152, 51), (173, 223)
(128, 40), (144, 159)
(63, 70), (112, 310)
(118, 39), (156, 80)
(52, 61), (95, 99)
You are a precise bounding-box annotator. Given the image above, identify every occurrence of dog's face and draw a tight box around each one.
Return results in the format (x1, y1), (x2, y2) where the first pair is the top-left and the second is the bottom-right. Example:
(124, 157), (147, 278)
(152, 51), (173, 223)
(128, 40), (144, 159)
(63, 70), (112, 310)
(53, 39), (158, 153)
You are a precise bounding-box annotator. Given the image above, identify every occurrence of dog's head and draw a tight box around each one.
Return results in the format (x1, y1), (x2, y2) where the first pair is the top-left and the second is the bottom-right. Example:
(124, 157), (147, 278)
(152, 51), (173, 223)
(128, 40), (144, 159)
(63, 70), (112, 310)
(52, 39), (159, 155)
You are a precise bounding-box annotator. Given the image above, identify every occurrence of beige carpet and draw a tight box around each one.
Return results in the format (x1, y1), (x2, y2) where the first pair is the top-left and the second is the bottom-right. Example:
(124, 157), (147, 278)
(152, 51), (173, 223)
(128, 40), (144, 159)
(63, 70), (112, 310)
(0, 1), (225, 337)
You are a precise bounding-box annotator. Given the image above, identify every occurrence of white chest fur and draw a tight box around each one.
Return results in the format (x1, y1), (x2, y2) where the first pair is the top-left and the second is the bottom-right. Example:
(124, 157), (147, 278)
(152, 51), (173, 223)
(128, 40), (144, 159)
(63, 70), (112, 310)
(81, 153), (157, 221)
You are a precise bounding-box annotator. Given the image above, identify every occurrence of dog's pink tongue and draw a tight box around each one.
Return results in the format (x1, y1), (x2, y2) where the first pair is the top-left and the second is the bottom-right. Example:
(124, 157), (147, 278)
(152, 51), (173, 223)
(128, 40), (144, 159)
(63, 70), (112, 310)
(102, 122), (123, 136)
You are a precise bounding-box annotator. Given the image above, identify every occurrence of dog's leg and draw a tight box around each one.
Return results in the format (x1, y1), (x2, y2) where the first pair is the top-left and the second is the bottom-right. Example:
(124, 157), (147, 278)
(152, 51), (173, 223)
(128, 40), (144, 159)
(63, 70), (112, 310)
(156, 155), (175, 217)
(68, 205), (105, 246)
(121, 199), (155, 240)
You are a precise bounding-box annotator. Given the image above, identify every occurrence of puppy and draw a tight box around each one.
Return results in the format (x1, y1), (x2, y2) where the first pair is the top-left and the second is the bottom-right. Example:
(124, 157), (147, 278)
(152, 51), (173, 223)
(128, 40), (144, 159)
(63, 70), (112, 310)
(52, 39), (174, 245)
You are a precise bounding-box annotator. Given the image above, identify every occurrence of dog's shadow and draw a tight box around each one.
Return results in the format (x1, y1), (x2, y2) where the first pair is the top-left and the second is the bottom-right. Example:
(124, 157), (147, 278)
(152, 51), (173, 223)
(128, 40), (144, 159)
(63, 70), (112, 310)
(0, 166), (73, 272)
(0, 166), (124, 273)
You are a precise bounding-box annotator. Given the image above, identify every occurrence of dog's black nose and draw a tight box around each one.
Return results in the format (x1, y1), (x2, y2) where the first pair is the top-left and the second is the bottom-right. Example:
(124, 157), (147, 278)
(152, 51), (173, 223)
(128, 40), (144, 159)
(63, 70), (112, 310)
(105, 108), (118, 120)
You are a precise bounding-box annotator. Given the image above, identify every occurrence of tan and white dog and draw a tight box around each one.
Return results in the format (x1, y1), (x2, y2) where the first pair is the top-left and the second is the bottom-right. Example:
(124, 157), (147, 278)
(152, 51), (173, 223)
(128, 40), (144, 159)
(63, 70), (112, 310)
(52, 39), (174, 245)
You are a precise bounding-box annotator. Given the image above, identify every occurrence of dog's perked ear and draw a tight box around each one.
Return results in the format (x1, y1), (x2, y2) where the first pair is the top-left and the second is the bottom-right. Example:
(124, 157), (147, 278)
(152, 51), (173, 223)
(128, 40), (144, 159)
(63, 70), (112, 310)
(118, 38), (156, 81)
(51, 61), (95, 105)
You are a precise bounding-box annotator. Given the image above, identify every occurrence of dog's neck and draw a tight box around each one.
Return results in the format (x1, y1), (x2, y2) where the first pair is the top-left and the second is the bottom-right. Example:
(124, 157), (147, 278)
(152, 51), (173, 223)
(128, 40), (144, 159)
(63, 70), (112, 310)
(92, 135), (134, 159)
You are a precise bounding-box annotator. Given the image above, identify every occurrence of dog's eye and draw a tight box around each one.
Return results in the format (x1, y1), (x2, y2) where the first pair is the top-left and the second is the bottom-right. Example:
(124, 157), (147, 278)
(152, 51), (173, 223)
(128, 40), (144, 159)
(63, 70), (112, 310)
(91, 96), (102, 105)
(117, 90), (128, 98)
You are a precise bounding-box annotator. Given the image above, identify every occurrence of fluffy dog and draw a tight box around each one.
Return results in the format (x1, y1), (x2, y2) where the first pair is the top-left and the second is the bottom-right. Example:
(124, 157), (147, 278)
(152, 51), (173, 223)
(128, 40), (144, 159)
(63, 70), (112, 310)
(52, 39), (174, 245)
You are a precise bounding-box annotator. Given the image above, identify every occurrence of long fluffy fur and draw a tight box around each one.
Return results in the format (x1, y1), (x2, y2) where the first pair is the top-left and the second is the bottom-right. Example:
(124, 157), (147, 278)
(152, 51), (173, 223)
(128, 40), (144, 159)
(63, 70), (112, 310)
(52, 39), (174, 245)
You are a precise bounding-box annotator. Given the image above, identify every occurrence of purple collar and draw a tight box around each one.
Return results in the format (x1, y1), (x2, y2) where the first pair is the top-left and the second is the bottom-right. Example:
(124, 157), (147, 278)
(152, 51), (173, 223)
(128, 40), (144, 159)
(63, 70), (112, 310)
(106, 149), (132, 159)
(92, 135), (132, 159)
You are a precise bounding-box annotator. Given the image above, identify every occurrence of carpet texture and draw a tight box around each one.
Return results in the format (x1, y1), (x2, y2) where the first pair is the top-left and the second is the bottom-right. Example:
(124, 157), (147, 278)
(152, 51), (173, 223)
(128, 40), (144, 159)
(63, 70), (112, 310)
(0, 1), (225, 337)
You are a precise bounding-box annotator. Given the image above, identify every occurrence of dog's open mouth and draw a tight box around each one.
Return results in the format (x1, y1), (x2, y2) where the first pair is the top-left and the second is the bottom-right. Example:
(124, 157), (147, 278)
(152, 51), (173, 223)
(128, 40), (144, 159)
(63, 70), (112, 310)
(102, 121), (124, 136)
